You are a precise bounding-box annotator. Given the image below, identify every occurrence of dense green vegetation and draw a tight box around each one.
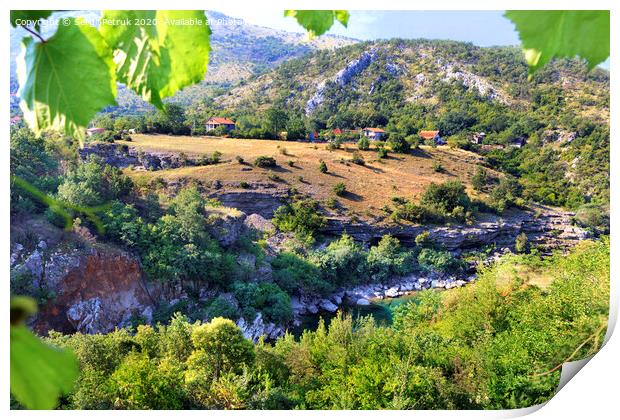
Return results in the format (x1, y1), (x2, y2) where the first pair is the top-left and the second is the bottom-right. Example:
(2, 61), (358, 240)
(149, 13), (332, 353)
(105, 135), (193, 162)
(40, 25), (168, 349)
(9, 10), (610, 410)
(30, 239), (608, 409)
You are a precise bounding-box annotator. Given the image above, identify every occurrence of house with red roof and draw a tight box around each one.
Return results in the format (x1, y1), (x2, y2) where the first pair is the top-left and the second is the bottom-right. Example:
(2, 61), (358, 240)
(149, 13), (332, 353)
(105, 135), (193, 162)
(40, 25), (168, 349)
(419, 130), (445, 145)
(86, 127), (106, 136)
(362, 127), (386, 141)
(206, 117), (236, 132)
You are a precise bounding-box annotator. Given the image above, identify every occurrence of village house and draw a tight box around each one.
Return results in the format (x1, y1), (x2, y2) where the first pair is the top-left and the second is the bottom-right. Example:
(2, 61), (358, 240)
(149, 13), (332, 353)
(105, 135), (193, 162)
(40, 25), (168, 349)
(362, 127), (386, 140)
(10, 115), (22, 126)
(86, 127), (105, 136)
(471, 132), (486, 145)
(206, 117), (236, 132)
(509, 138), (527, 148)
(419, 130), (445, 145)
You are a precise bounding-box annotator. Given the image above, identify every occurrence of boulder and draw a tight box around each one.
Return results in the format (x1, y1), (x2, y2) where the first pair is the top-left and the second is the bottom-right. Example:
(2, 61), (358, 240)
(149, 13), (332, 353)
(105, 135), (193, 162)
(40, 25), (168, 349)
(356, 298), (370, 306)
(385, 287), (400, 298)
(205, 207), (247, 247)
(319, 300), (338, 313)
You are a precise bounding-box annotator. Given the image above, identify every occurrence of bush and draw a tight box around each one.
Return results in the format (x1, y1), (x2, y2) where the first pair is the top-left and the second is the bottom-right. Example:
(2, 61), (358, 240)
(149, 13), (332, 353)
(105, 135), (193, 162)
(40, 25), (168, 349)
(420, 181), (472, 215)
(574, 203), (609, 233)
(254, 156), (277, 168)
(417, 248), (463, 274)
(319, 160), (328, 173)
(272, 252), (332, 296)
(432, 161), (443, 173)
(472, 166), (488, 191)
(405, 135), (420, 149)
(388, 134), (411, 153)
(515, 233), (529, 253)
(377, 147), (388, 158)
(204, 297), (240, 321)
(333, 182), (347, 196)
(236, 155), (245, 164)
(415, 231), (433, 248)
(350, 151), (365, 165)
(311, 234), (368, 286)
(232, 282), (292, 324)
(367, 235), (415, 282)
(357, 137), (370, 151)
(272, 199), (327, 240)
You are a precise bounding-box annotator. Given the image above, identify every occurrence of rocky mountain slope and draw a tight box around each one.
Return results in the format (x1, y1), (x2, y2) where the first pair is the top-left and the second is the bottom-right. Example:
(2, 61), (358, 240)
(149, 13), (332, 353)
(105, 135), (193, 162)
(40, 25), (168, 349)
(215, 39), (609, 124)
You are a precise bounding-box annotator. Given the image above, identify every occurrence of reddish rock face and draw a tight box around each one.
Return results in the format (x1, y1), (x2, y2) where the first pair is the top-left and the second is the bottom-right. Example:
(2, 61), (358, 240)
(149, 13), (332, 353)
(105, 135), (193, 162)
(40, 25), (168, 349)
(34, 250), (154, 335)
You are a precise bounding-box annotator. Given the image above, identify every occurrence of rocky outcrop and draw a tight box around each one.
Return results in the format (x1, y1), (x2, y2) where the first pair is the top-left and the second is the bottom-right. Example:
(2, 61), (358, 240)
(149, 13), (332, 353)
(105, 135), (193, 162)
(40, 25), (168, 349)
(320, 205), (588, 253)
(79, 142), (204, 171)
(209, 189), (288, 219)
(11, 238), (154, 335)
(205, 207), (247, 247)
(305, 49), (377, 115)
(236, 312), (284, 342)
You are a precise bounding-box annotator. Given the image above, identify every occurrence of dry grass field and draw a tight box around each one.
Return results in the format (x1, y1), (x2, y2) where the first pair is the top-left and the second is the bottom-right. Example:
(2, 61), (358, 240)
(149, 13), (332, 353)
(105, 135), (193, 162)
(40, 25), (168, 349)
(119, 134), (499, 220)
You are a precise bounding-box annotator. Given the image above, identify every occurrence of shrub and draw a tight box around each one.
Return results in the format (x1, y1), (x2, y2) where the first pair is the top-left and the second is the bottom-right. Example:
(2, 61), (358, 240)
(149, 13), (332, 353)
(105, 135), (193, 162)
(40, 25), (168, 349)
(271, 252), (332, 296)
(232, 282), (292, 324)
(406, 135), (420, 149)
(319, 160), (328, 173)
(432, 161), (443, 173)
(472, 166), (488, 191)
(240, 181), (250, 189)
(235, 155), (245, 164)
(367, 235), (416, 282)
(267, 171), (283, 182)
(415, 231), (433, 248)
(211, 151), (222, 164)
(287, 160), (295, 167)
(515, 233), (529, 253)
(204, 297), (240, 321)
(350, 151), (365, 165)
(388, 134), (411, 153)
(417, 248), (464, 274)
(377, 147), (388, 158)
(311, 234), (368, 286)
(333, 182), (347, 197)
(574, 203), (609, 233)
(420, 181), (472, 215)
(254, 156), (277, 168)
(357, 137), (370, 151)
(272, 199), (327, 240)
(326, 197), (338, 209)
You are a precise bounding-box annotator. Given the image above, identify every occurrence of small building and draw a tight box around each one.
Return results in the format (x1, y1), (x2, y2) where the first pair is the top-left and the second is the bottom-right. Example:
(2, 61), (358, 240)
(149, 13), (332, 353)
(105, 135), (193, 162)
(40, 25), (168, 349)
(419, 130), (444, 145)
(10, 116), (22, 126)
(86, 127), (105, 136)
(332, 128), (343, 136)
(307, 131), (321, 141)
(471, 132), (486, 144)
(362, 127), (386, 140)
(206, 117), (236, 132)
(509, 138), (527, 148)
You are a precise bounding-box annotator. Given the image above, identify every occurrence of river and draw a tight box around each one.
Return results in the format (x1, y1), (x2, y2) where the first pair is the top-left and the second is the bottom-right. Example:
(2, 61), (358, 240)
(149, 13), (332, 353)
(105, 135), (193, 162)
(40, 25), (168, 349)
(289, 293), (420, 337)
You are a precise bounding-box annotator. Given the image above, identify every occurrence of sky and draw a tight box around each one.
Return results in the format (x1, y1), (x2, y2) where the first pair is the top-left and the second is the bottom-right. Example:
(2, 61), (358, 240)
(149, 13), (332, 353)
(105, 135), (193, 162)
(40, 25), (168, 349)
(216, 9), (522, 47)
(214, 9), (610, 69)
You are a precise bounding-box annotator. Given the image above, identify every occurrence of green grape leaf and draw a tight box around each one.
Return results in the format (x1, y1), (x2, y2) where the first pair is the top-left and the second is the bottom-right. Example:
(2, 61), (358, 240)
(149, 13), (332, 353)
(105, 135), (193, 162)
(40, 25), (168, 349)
(284, 10), (349, 37)
(505, 10), (610, 75)
(100, 10), (211, 109)
(16, 17), (117, 141)
(10, 10), (52, 29)
(10, 325), (78, 409)
(10, 296), (38, 325)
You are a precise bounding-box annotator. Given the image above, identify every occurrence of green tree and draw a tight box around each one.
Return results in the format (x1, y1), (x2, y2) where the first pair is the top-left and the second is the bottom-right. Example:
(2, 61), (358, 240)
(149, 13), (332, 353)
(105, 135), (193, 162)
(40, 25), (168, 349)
(190, 318), (255, 379)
